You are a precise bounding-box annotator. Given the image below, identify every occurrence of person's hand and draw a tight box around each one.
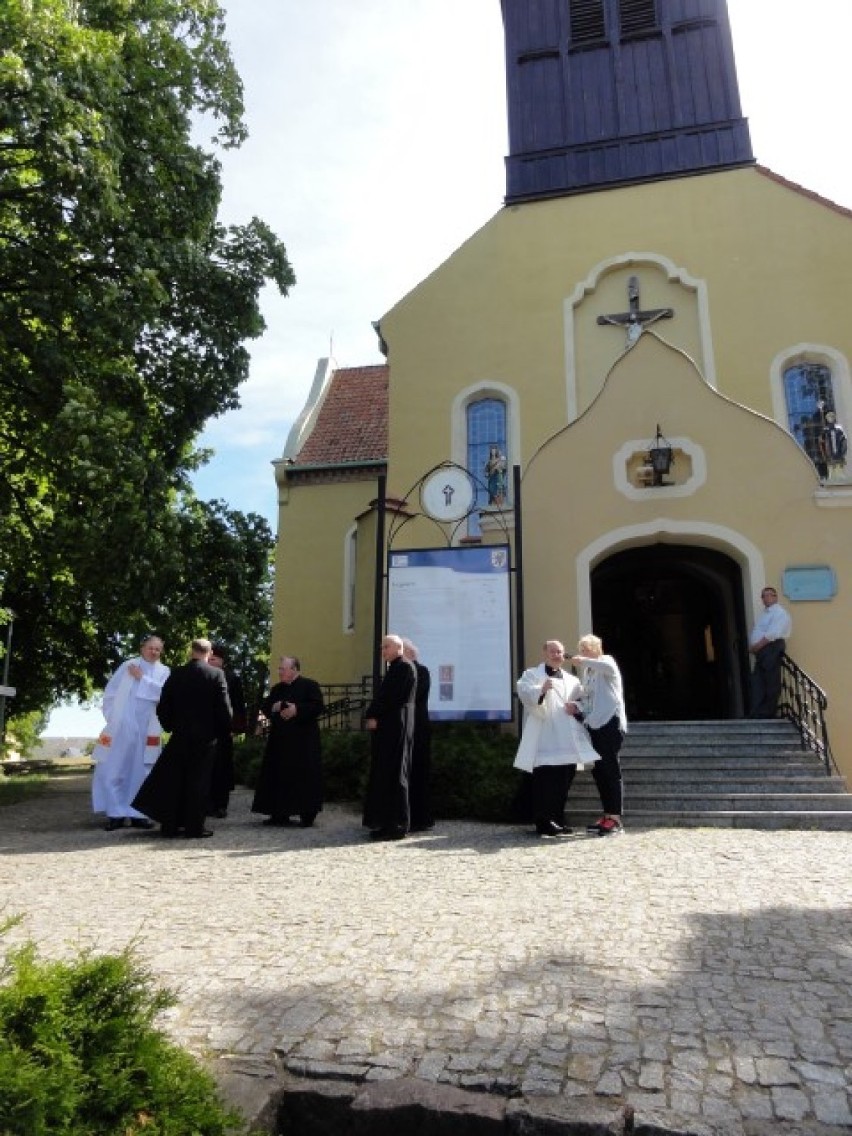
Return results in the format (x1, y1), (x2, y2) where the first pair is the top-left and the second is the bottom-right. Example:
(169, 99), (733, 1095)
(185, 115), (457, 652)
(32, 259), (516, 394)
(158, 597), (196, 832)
(280, 702), (296, 720)
(127, 663), (143, 680)
(365, 718), (377, 731)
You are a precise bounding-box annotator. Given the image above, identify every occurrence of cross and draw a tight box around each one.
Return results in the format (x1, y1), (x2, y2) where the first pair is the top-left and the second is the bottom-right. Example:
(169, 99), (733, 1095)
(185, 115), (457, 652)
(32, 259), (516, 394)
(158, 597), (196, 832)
(597, 275), (674, 346)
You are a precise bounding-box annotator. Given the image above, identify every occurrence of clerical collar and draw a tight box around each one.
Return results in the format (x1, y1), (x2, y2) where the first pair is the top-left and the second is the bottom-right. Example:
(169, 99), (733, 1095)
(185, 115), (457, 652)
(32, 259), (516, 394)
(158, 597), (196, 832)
(545, 665), (562, 677)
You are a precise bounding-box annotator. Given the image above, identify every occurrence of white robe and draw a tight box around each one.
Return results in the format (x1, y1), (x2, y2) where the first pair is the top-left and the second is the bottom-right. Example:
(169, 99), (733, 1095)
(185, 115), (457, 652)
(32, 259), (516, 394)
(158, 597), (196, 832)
(91, 656), (170, 818)
(513, 664), (599, 772)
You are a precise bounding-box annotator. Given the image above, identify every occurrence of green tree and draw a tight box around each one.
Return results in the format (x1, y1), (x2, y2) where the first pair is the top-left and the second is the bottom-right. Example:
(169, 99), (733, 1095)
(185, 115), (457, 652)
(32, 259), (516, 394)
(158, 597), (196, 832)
(149, 496), (274, 724)
(4, 710), (48, 761)
(0, 0), (294, 712)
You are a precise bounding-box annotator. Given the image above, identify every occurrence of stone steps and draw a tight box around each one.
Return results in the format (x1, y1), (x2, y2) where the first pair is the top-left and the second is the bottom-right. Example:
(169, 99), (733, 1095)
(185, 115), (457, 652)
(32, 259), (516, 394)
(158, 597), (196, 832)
(565, 718), (852, 830)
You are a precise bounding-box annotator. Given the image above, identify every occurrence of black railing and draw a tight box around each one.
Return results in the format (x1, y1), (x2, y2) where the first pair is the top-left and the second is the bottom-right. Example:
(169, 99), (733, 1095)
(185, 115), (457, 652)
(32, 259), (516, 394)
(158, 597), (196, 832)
(778, 654), (837, 775)
(318, 677), (373, 731)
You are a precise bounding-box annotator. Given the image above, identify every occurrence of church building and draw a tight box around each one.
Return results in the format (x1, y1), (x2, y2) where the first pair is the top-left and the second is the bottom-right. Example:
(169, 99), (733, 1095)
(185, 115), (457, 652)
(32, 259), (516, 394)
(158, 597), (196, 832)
(272, 0), (852, 779)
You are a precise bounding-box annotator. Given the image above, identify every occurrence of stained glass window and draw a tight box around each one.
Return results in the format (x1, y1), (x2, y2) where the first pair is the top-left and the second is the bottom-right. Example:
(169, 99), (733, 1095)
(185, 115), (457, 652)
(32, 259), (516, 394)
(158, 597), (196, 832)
(467, 398), (508, 535)
(783, 362), (835, 476)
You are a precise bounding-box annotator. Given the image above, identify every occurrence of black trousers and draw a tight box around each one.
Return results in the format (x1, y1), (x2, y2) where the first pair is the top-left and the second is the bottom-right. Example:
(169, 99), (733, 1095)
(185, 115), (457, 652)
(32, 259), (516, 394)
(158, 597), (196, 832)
(532, 763), (576, 831)
(749, 640), (785, 718)
(588, 716), (624, 815)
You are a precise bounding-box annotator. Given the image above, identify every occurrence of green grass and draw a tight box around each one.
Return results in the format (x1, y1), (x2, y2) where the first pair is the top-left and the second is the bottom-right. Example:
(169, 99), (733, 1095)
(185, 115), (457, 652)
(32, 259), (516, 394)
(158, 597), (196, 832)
(0, 775), (48, 807)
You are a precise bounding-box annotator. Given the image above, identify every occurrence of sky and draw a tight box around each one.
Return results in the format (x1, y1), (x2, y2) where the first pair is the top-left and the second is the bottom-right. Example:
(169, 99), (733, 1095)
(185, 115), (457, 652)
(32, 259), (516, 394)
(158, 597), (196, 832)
(44, 0), (851, 737)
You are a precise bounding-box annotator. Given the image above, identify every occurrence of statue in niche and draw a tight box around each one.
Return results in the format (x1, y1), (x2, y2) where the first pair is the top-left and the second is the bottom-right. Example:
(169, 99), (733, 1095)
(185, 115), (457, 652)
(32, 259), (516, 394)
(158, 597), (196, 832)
(820, 411), (848, 477)
(484, 444), (508, 506)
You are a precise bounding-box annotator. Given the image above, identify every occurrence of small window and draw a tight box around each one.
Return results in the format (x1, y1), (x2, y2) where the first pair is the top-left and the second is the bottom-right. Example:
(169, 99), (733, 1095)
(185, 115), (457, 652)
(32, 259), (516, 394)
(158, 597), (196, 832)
(784, 362), (837, 477)
(569, 0), (606, 45)
(619, 0), (657, 36)
(343, 526), (357, 632)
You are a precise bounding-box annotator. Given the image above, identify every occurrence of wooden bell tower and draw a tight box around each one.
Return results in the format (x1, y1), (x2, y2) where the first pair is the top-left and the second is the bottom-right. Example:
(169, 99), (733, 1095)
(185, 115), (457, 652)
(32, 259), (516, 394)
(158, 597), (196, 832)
(500, 0), (754, 203)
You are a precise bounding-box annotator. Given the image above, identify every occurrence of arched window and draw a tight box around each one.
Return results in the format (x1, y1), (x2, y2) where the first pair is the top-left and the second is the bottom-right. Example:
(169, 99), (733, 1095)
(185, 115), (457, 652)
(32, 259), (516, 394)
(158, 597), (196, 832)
(783, 362), (837, 478)
(467, 397), (508, 535)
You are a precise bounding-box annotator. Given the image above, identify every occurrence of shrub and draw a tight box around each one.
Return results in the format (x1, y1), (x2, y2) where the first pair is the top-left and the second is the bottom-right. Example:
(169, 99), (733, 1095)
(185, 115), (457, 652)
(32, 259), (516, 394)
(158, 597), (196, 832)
(0, 934), (245, 1136)
(430, 723), (521, 821)
(319, 729), (371, 802)
(231, 735), (264, 790)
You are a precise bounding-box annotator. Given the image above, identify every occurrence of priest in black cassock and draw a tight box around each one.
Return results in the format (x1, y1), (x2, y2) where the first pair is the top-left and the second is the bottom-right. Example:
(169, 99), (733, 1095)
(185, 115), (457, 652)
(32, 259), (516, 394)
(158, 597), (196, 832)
(403, 637), (433, 832)
(132, 638), (232, 839)
(362, 634), (417, 841)
(251, 655), (324, 827)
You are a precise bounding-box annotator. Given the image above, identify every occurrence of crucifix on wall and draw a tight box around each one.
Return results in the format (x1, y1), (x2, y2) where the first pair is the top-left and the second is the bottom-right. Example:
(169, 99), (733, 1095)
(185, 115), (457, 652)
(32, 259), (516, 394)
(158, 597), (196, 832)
(597, 275), (674, 346)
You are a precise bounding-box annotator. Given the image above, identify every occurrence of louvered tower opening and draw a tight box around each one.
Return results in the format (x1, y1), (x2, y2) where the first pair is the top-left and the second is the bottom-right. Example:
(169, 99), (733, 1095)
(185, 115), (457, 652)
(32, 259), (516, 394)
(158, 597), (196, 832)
(569, 0), (606, 44)
(619, 0), (657, 36)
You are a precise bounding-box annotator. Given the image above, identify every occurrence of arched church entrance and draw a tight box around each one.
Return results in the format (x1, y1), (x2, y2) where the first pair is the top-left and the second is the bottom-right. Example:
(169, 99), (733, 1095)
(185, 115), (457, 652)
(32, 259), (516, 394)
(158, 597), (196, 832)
(591, 545), (749, 721)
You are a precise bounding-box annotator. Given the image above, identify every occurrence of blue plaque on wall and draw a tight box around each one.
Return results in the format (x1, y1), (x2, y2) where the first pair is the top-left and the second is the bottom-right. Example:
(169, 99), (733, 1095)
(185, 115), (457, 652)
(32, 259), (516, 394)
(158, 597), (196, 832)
(782, 566), (836, 602)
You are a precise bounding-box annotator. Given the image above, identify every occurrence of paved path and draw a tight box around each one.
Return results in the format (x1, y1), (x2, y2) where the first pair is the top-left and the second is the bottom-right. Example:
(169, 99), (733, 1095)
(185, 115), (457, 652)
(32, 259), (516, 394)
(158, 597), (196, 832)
(1, 775), (850, 1134)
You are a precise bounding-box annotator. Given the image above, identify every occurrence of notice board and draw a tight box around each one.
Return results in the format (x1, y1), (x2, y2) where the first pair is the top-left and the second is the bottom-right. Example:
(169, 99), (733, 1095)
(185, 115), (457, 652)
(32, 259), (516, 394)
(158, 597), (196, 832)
(387, 545), (513, 721)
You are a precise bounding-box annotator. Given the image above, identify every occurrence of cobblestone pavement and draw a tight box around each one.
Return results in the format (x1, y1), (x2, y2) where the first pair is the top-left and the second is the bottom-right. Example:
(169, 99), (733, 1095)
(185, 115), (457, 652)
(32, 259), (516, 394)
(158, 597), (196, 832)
(1, 775), (851, 1133)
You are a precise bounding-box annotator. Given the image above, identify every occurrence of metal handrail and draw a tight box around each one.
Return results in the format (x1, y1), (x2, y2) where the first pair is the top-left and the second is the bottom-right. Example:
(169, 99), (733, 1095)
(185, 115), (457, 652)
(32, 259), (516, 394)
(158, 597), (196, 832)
(778, 653), (837, 775)
(318, 677), (372, 730)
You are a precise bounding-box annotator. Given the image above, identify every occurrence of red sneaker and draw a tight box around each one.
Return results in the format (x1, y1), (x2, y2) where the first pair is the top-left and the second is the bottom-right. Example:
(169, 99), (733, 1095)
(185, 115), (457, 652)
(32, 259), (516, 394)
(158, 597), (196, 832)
(589, 816), (623, 836)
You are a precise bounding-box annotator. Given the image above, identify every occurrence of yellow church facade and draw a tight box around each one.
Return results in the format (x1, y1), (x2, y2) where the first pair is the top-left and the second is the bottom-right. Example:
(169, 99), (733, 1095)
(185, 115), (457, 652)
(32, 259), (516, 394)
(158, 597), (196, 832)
(271, 2), (851, 779)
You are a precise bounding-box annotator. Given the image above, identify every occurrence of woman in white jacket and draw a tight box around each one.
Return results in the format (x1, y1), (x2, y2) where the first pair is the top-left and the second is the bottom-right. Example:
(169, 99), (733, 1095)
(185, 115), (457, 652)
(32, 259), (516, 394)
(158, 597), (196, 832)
(572, 634), (627, 836)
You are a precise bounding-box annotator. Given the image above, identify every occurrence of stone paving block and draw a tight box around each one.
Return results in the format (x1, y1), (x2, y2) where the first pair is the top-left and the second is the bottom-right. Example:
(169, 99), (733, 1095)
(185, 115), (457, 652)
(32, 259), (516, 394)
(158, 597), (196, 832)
(505, 1096), (624, 1134)
(811, 1090), (852, 1127)
(771, 1085), (811, 1121)
(755, 1057), (799, 1086)
(632, 1109), (738, 1136)
(351, 1076), (507, 1135)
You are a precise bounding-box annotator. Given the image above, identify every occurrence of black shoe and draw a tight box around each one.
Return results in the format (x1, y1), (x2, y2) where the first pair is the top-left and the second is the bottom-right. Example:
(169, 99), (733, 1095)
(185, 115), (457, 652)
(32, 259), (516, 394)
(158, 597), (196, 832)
(536, 821), (568, 839)
(161, 826), (179, 838)
(212, 808), (228, 819)
(369, 827), (406, 842)
(409, 821), (435, 833)
(185, 829), (214, 839)
(299, 816), (316, 828)
(104, 818), (126, 831)
(130, 818), (154, 830)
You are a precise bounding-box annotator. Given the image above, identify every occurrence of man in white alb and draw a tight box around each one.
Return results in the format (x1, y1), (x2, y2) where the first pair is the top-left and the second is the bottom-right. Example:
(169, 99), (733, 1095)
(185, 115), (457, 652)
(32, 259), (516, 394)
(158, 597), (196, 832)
(748, 586), (792, 719)
(515, 639), (598, 838)
(91, 634), (170, 830)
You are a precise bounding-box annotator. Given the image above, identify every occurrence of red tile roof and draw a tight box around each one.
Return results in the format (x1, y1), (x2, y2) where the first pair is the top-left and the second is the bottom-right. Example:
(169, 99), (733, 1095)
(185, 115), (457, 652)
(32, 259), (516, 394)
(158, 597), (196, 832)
(756, 165), (852, 219)
(295, 364), (388, 466)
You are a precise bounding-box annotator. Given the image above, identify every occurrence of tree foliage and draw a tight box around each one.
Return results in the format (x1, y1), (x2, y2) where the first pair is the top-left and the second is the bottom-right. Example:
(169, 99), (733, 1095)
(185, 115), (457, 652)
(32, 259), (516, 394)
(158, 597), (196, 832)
(0, 0), (294, 712)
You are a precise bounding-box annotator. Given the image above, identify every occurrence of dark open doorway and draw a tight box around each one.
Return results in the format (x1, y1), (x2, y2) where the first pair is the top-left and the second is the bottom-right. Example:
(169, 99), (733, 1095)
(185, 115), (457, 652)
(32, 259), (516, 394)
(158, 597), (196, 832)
(591, 544), (749, 721)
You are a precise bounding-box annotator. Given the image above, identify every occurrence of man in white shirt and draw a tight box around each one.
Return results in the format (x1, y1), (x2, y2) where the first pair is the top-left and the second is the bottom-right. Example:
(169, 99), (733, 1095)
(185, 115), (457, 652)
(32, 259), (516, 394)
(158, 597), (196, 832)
(748, 586), (792, 719)
(572, 635), (627, 837)
(515, 640), (598, 838)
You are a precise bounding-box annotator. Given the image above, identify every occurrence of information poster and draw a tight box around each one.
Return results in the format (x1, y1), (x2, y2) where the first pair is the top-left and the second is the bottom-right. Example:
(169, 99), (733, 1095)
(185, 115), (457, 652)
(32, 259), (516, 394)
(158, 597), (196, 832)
(387, 546), (513, 721)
